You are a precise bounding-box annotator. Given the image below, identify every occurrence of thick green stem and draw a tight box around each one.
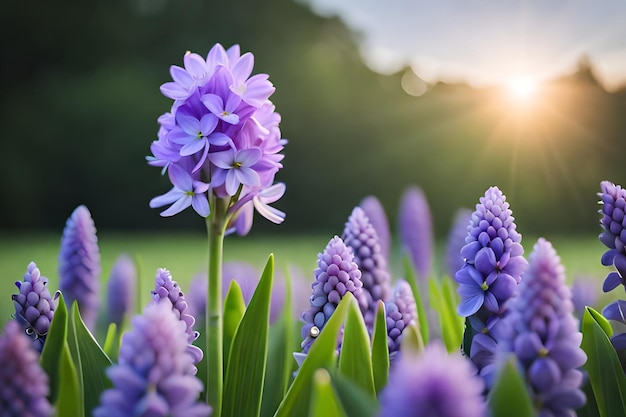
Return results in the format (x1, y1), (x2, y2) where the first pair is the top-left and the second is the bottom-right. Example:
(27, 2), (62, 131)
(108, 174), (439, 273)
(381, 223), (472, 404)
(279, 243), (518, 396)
(206, 198), (228, 416)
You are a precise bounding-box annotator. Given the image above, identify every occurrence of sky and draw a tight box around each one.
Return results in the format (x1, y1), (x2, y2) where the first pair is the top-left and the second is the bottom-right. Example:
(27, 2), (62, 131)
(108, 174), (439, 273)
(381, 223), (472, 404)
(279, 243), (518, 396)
(303, 0), (626, 90)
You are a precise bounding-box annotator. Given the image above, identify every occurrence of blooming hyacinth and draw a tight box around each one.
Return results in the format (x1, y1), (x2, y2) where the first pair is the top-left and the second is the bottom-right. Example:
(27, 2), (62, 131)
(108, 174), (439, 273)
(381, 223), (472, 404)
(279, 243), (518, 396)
(455, 187), (528, 376)
(497, 238), (587, 415)
(58, 205), (101, 330)
(601, 300), (626, 366)
(148, 44), (285, 230)
(152, 268), (203, 364)
(398, 185), (433, 281)
(598, 180), (626, 293)
(12, 262), (56, 352)
(106, 254), (137, 328)
(385, 279), (417, 358)
(377, 342), (486, 417)
(360, 195), (391, 262)
(445, 208), (472, 279)
(93, 301), (211, 417)
(342, 206), (391, 328)
(0, 320), (52, 417)
(300, 236), (366, 353)
(571, 275), (598, 320)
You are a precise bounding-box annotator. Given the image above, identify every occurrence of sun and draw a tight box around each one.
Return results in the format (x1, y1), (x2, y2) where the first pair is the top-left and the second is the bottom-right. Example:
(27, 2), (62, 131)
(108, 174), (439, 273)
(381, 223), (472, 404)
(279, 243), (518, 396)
(505, 76), (539, 102)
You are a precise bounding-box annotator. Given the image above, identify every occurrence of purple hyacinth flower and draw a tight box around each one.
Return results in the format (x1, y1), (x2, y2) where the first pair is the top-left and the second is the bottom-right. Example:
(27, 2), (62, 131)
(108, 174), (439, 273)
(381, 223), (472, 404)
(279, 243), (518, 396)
(106, 254), (137, 328)
(0, 320), (52, 417)
(455, 186), (528, 318)
(385, 280), (417, 357)
(12, 262), (56, 352)
(58, 205), (101, 330)
(570, 275), (598, 319)
(152, 268), (203, 364)
(602, 300), (626, 352)
(377, 342), (486, 417)
(93, 301), (212, 417)
(300, 236), (366, 353)
(598, 180), (626, 293)
(398, 186), (433, 282)
(445, 208), (472, 279)
(360, 195), (391, 262)
(497, 238), (587, 415)
(342, 206), (391, 328)
(148, 44), (285, 229)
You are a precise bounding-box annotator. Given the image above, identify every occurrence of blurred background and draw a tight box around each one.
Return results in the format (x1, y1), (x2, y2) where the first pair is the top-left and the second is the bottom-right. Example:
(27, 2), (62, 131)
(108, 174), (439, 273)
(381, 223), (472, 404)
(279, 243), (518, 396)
(1, 0), (625, 237)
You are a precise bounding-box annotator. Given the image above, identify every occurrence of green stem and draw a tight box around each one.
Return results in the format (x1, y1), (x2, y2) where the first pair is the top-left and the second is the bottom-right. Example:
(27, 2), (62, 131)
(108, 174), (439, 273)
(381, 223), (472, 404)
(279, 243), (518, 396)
(206, 198), (229, 416)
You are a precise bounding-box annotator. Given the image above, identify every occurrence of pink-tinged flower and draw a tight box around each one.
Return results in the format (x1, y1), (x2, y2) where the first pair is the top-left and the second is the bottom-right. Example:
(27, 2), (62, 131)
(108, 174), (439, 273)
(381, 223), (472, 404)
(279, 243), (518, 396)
(208, 147), (262, 196)
(0, 320), (52, 417)
(150, 163), (210, 217)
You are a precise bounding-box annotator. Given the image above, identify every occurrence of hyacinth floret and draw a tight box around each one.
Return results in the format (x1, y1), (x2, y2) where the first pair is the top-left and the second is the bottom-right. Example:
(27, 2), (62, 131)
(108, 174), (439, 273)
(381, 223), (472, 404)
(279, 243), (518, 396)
(0, 320), (52, 417)
(445, 208), (472, 279)
(377, 342), (486, 417)
(456, 186), (528, 318)
(148, 44), (286, 232)
(359, 195), (391, 262)
(106, 254), (137, 328)
(300, 236), (366, 353)
(598, 180), (626, 293)
(12, 262), (56, 352)
(93, 301), (211, 417)
(58, 204), (101, 330)
(342, 206), (391, 328)
(385, 280), (417, 357)
(152, 268), (203, 364)
(497, 238), (586, 415)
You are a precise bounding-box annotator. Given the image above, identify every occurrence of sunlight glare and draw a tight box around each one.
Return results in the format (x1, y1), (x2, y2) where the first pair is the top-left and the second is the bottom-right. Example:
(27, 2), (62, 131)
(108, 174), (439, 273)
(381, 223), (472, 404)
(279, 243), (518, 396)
(506, 77), (539, 102)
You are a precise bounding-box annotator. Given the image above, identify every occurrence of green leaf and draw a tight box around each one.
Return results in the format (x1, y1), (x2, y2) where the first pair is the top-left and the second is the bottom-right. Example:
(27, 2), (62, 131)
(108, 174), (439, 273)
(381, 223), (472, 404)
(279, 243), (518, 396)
(428, 278), (462, 352)
(331, 372), (378, 417)
(261, 267), (296, 417)
(487, 355), (534, 417)
(274, 293), (352, 417)
(402, 256), (429, 345)
(67, 302), (113, 417)
(56, 340), (82, 417)
(222, 254), (274, 417)
(399, 322), (423, 354)
(223, 279), (246, 370)
(338, 294), (376, 398)
(581, 306), (626, 417)
(102, 322), (119, 362)
(40, 291), (68, 403)
(370, 300), (389, 394)
(308, 369), (347, 417)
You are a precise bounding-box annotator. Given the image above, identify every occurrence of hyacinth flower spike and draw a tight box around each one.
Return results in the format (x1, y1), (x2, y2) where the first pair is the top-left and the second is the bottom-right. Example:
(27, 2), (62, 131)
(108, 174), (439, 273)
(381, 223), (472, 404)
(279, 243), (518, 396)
(106, 253), (137, 329)
(377, 342), (486, 417)
(360, 195), (391, 262)
(148, 44), (286, 413)
(385, 279), (417, 359)
(0, 320), (52, 417)
(12, 262), (56, 352)
(152, 268), (203, 364)
(496, 238), (587, 415)
(300, 235), (366, 354)
(58, 204), (101, 330)
(398, 185), (434, 282)
(342, 206), (391, 329)
(93, 301), (212, 417)
(445, 208), (472, 279)
(598, 180), (626, 293)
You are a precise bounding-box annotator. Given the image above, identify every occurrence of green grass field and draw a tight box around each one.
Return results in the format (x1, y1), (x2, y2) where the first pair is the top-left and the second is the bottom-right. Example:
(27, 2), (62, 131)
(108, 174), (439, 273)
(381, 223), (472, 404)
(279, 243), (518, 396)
(0, 231), (619, 334)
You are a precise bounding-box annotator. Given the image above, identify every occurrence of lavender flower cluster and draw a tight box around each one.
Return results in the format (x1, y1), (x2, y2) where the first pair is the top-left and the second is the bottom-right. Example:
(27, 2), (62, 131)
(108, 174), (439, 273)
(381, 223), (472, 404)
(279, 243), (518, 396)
(148, 44), (285, 233)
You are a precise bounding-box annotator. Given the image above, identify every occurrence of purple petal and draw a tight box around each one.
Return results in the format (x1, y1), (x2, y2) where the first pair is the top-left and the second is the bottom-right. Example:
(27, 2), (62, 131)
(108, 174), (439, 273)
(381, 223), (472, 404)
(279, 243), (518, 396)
(231, 53), (254, 82)
(201, 94), (224, 115)
(253, 198), (285, 224)
(184, 52), (207, 80)
(177, 113), (200, 135)
(150, 188), (182, 208)
(602, 300), (626, 322)
(206, 43), (228, 68)
(160, 82), (190, 100)
(235, 167), (260, 188)
(483, 291), (499, 312)
(259, 183), (286, 203)
(160, 195), (192, 217)
(528, 357), (561, 393)
(603, 271), (622, 292)
(192, 194), (210, 217)
(180, 138), (207, 156)
(475, 247), (496, 275)
(199, 113), (218, 136)
(208, 150), (234, 169)
(513, 332), (543, 360)
(168, 164), (193, 191)
(458, 293), (484, 317)
(170, 65), (194, 88)
(220, 112), (240, 125)
(225, 171), (239, 196)
(236, 148), (263, 166)
(489, 273), (517, 302)
(611, 333), (626, 350)
(207, 132), (231, 147)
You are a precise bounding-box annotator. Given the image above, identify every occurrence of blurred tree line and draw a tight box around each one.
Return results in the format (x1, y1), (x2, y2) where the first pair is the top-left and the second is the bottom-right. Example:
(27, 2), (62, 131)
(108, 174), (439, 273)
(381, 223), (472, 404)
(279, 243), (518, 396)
(1, 0), (625, 237)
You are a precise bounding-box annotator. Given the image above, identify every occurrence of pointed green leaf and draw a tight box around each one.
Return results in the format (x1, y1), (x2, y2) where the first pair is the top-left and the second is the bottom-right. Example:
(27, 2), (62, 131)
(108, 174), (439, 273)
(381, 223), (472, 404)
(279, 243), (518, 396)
(308, 369), (347, 417)
(67, 302), (113, 417)
(274, 293), (352, 417)
(581, 306), (626, 417)
(399, 322), (423, 354)
(371, 300), (389, 393)
(222, 254), (274, 417)
(223, 279), (246, 369)
(55, 340), (82, 417)
(338, 295), (376, 398)
(441, 276), (464, 337)
(402, 256), (429, 345)
(261, 267), (296, 417)
(428, 278), (462, 352)
(331, 372), (378, 417)
(102, 322), (119, 362)
(40, 291), (68, 403)
(487, 355), (534, 417)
